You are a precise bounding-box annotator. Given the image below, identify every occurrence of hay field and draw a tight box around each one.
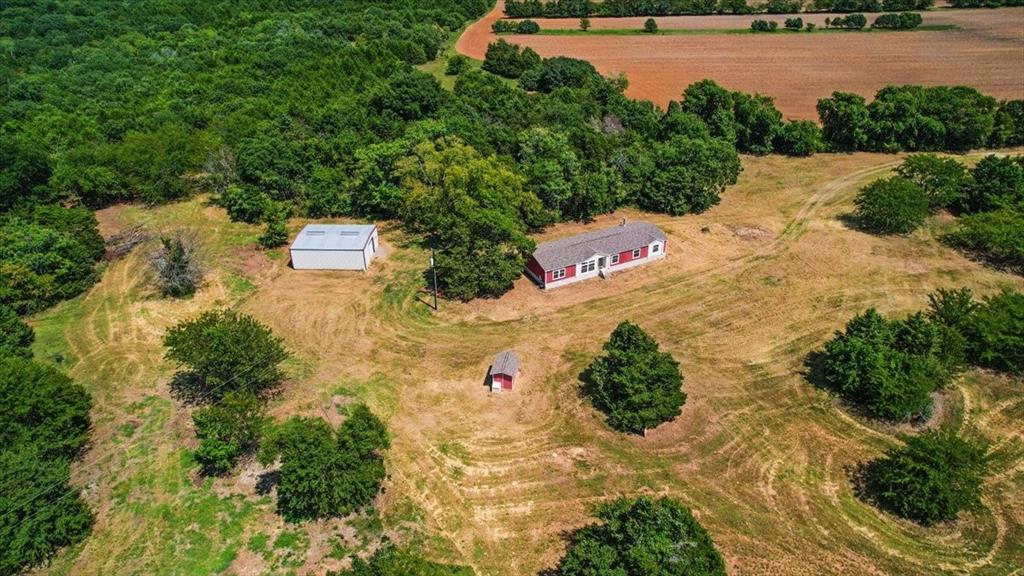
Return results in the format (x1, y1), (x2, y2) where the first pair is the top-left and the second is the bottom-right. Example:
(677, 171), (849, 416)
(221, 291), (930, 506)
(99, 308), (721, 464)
(457, 1), (1024, 119)
(32, 151), (1024, 575)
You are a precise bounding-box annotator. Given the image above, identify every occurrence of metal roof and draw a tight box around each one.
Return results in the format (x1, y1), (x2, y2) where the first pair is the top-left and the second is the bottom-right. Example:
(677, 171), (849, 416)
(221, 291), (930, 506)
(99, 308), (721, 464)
(531, 221), (667, 271)
(492, 350), (520, 376)
(290, 224), (376, 251)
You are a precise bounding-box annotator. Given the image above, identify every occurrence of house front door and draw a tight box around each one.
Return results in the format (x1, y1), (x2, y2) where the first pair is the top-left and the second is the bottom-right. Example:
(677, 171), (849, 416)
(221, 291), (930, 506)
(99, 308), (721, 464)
(598, 256), (606, 269)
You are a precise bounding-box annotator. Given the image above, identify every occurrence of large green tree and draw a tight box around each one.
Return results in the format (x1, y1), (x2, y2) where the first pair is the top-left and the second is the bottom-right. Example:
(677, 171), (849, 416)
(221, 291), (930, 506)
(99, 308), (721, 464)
(555, 496), (726, 576)
(585, 321), (686, 434)
(0, 357), (92, 461)
(0, 305), (34, 359)
(193, 391), (267, 475)
(853, 177), (930, 234)
(164, 309), (289, 401)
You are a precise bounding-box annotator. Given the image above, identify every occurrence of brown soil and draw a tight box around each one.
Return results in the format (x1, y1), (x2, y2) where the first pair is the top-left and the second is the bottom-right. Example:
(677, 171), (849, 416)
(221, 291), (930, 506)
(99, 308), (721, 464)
(459, 2), (1024, 119)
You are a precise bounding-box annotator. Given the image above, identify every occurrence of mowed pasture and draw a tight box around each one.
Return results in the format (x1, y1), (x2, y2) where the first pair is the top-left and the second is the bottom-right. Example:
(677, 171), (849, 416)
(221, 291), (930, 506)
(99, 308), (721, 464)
(457, 1), (1024, 119)
(31, 151), (1024, 575)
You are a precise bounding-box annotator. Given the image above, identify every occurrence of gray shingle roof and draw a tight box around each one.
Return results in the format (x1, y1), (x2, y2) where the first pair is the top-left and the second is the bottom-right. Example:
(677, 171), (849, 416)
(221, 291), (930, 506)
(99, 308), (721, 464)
(531, 221), (667, 271)
(290, 224), (376, 251)
(492, 350), (520, 376)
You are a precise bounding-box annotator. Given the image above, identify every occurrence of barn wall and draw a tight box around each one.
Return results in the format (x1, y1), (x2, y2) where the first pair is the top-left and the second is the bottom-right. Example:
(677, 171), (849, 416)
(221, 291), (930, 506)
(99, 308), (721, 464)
(361, 229), (378, 268)
(291, 249), (367, 270)
(525, 257), (545, 285)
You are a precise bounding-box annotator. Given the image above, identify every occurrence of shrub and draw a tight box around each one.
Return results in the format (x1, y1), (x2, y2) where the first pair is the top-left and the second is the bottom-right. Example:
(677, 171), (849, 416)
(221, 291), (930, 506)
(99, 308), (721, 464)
(818, 309), (955, 421)
(774, 120), (823, 156)
(259, 405), (389, 522)
(219, 185), (270, 224)
(644, 18), (659, 33)
(946, 208), (1024, 273)
(806, 22), (817, 31)
(895, 154), (971, 210)
(584, 321), (686, 434)
(259, 204), (289, 249)
(751, 19), (778, 32)
(864, 428), (987, 525)
(445, 54), (470, 75)
(152, 232), (203, 298)
(854, 177), (930, 234)
(882, 0), (933, 9)
(164, 309), (289, 401)
(555, 496), (726, 575)
(785, 17), (804, 30)
(828, 13), (868, 28)
(193, 391), (267, 475)
(0, 305), (34, 359)
(579, 17), (591, 31)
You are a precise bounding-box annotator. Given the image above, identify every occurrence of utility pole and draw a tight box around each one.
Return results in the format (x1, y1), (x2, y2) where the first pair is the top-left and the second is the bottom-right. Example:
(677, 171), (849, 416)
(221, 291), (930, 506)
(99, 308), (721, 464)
(430, 247), (439, 311)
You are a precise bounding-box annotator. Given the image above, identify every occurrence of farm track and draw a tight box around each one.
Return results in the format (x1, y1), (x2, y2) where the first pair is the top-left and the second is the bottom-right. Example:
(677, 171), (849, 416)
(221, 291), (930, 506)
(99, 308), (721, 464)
(36, 152), (1024, 575)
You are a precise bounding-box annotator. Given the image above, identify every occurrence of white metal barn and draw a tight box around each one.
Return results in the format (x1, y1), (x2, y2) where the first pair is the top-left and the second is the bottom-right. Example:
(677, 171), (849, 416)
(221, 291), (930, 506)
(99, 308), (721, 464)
(289, 224), (379, 271)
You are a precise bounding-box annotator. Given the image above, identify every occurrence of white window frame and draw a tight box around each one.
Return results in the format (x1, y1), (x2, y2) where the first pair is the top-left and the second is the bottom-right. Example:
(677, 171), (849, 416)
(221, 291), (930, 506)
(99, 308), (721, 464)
(632, 248), (642, 258)
(551, 268), (566, 280)
(580, 259), (596, 274)
(652, 243), (660, 253)
(611, 253), (620, 265)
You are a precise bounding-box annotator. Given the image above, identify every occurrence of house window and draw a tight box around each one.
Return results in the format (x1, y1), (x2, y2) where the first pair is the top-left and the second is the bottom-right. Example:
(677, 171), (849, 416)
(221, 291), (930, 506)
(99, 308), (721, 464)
(611, 254), (620, 265)
(652, 243), (660, 253)
(552, 268), (566, 280)
(632, 248), (642, 258)
(580, 260), (596, 274)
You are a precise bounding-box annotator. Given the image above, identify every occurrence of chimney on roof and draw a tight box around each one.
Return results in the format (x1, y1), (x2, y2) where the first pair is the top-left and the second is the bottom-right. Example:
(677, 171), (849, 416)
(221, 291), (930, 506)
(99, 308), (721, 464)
(620, 218), (626, 227)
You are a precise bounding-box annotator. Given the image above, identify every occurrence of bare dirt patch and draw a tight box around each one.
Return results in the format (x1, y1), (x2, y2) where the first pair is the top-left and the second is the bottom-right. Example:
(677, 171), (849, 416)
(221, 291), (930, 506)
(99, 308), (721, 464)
(459, 2), (1024, 118)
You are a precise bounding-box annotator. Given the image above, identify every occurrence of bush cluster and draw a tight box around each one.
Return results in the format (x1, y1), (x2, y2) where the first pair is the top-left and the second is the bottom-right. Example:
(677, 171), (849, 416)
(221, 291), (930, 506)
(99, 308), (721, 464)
(492, 19), (540, 34)
(825, 13), (868, 28)
(751, 19), (779, 31)
(871, 11), (923, 29)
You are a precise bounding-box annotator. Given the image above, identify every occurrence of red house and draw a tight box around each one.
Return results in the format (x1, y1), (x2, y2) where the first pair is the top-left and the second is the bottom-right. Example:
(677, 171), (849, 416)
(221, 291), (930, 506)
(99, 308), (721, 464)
(525, 221), (667, 290)
(489, 350), (520, 392)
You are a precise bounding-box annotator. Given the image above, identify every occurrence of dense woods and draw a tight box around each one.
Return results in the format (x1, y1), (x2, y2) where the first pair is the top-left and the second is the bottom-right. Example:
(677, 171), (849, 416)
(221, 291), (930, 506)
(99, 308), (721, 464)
(504, 0), (938, 16)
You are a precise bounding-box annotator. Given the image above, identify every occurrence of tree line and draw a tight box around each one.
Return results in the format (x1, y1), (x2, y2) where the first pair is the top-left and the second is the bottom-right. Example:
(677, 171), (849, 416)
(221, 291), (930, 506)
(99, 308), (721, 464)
(504, 0), (934, 17)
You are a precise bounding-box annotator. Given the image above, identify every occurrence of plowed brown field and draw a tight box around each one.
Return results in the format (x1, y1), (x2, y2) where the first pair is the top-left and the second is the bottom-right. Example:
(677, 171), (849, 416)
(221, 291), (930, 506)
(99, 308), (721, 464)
(458, 1), (1024, 119)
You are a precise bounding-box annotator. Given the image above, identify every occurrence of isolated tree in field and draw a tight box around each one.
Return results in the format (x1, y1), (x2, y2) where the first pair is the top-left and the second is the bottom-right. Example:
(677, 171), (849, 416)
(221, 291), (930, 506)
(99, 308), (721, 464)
(854, 177), (930, 234)
(259, 405), (389, 522)
(584, 321), (686, 434)
(0, 305), (34, 359)
(644, 18), (659, 33)
(579, 17), (591, 31)
(818, 309), (960, 421)
(152, 232), (203, 298)
(895, 154), (972, 210)
(864, 428), (988, 525)
(164, 309), (288, 401)
(555, 496), (726, 576)
(193, 391), (267, 475)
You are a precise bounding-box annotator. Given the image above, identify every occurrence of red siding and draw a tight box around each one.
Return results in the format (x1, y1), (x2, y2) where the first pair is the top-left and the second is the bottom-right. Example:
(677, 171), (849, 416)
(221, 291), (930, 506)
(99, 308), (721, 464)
(612, 245), (651, 267)
(526, 257), (544, 281)
(492, 373), (514, 390)
(545, 263), (576, 283)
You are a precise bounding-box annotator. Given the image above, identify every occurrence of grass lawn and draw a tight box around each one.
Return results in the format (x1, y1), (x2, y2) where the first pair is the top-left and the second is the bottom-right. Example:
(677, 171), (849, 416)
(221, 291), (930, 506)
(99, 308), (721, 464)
(31, 149), (1024, 575)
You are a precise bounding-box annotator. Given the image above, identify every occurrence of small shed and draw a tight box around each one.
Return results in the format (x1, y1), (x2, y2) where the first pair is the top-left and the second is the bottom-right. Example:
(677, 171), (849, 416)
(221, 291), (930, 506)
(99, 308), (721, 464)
(290, 224), (378, 271)
(489, 350), (520, 392)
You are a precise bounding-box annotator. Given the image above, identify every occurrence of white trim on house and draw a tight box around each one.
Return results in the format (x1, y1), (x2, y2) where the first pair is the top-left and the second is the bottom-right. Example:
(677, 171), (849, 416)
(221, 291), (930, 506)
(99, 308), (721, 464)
(542, 239), (667, 289)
